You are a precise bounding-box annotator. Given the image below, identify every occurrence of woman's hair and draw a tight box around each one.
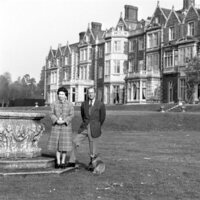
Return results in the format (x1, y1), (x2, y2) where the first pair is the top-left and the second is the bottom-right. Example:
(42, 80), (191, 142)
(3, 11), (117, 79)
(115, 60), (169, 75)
(57, 87), (68, 97)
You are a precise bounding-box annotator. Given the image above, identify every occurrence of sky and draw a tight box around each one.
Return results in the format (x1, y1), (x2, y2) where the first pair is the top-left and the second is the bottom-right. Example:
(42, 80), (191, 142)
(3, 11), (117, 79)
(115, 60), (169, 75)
(0, 0), (184, 83)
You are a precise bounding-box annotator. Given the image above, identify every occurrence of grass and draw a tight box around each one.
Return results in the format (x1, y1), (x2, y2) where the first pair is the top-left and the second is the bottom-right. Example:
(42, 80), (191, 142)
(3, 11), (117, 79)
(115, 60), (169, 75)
(0, 108), (200, 199)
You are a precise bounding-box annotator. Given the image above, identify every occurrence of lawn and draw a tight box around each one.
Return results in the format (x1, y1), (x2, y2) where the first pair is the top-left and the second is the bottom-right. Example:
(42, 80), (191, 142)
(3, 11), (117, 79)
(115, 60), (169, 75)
(0, 109), (200, 199)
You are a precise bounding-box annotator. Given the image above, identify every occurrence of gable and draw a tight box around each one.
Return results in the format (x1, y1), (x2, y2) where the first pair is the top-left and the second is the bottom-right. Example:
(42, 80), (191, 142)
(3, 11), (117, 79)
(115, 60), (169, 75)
(166, 11), (180, 27)
(116, 17), (127, 30)
(56, 47), (62, 58)
(63, 45), (71, 56)
(80, 29), (95, 45)
(150, 7), (167, 26)
(47, 49), (55, 60)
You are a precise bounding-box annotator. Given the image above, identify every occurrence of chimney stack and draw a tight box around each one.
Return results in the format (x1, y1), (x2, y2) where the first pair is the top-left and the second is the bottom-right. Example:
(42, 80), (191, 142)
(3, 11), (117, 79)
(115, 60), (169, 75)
(79, 32), (85, 42)
(183, 0), (195, 10)
(91, 22), (102, 32)
(124, 5), (138, 22)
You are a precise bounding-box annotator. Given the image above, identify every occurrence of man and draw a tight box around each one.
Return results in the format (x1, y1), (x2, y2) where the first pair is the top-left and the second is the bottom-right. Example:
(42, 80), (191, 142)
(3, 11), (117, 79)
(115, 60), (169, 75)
(66, 86), (106, 170)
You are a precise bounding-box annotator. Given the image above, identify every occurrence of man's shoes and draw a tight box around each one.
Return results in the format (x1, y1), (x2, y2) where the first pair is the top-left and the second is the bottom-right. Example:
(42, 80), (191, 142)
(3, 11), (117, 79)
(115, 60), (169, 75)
(65, 162), (76, 168)
(60, 163), (66, 169)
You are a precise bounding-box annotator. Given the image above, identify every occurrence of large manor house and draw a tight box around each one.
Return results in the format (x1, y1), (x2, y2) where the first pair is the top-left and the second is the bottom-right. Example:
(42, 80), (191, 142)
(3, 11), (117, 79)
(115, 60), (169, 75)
(44, 0), (200, 105)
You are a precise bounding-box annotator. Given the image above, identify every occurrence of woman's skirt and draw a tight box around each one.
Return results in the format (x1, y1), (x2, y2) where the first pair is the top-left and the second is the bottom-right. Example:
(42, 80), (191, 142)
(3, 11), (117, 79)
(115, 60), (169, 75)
(48, 124), (72, 152)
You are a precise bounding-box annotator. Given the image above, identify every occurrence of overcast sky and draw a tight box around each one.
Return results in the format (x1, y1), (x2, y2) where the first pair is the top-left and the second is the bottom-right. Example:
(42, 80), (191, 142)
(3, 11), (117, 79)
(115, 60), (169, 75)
(0, 0), (184, 82)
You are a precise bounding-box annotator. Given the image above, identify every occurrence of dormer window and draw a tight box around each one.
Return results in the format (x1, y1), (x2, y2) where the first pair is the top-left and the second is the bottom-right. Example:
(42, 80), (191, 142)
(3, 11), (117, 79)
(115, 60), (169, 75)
(48, 61), (51, 68)
(56, 59), (60, 67)
(169, 26), (175, 41)
(154, 17), (159, 24)
(86, 36), (89, 42)
(188, 22), (195, 36)
(117, 26), (123, 31)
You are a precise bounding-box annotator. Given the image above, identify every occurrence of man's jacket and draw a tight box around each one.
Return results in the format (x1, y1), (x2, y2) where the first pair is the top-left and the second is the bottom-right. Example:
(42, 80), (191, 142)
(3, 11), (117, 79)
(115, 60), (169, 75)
(78, 99), (106, 138)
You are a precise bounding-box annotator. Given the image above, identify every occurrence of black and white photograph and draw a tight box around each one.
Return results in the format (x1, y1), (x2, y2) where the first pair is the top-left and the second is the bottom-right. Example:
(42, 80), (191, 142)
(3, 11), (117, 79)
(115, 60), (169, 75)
(1, 0), (200, 199)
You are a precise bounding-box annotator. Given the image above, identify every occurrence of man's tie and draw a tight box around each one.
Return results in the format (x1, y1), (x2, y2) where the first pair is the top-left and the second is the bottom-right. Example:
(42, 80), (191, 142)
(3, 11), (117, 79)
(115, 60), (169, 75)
(89, 100), (92, 115)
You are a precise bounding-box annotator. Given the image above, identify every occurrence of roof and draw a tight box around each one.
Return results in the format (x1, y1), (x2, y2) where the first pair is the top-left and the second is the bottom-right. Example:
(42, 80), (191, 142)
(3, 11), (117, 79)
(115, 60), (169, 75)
(161, 8), (171, 18)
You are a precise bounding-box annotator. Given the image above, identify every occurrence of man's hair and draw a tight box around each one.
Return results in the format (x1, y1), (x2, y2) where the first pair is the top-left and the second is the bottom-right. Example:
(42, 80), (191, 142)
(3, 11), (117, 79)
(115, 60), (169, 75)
(87, 86), (96, 93)
(57, 87), (68, 97)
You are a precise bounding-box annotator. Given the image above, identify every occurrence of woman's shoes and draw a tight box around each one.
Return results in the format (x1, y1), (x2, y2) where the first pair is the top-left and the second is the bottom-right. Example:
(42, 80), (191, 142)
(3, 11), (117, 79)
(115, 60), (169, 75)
(55, 163), (66, 169)
(55, 160), (75, 169)
(55, 162), (60, 169)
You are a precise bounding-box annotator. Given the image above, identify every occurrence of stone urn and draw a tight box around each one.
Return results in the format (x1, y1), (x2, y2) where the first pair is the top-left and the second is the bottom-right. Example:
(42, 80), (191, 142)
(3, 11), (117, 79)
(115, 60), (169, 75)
(0, 111), (46, 158)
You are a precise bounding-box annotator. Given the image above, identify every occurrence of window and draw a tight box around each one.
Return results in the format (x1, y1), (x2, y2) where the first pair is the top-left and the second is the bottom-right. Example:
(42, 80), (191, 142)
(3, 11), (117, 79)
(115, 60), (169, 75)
(138, 60), (144, 71)
(64, 69), (70, 81)
(168, 81), (173, 102)
(80, 66), (83, 79)
(114, 41), (121, 52)
(174, 51), (178, 66)
(84, 88), (87, 101)
(88, 64), (92, 80)
(113, 60), (120, 74)
(147, 53), (159, 71)
(128, 83), (131, 100)
(154, 32), (159, 47)
(80, 49), (88, 61)
(188, 22), (195, 36)
(142, 81), (146, 100)
(154, 17), (159, 24)
(84, 65), (87, 80)
(113, 85), (120, 104)
(169, 26), (175, 41)
(65, 57), (69, 65)
(80, 50), (84, 61)
(117, 26), (123, 31)
(48, 61), (51, 68)
(179, 46), (193, 65)
(138, 38), (144, 51)
(106, 41), (111, 53)
(147, 32), (159, 48)
(89, 48), (92, 60)
(79, 65), (87, 80)
(51, 71), (57, 84)
(98, 47), (103, 58)
(72, 87), (76, 102)
(180, 79), (186, 101)
(98, 66), (103, 79)
(84, 49), (87, 61)
(133, 82), (140, 100)
(105, 61), (110, 75)
(124, 42), (128, 53)
(129, 59), (134, 73)
(129, 40), (134, 52)
(56, 59), (60, 67)
(123, 60), (128, 73)
(164, 51), (173, 67)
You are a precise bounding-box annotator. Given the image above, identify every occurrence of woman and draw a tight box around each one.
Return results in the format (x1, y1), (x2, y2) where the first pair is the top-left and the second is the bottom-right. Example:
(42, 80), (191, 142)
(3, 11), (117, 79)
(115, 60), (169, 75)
(48, 87), (74, 168)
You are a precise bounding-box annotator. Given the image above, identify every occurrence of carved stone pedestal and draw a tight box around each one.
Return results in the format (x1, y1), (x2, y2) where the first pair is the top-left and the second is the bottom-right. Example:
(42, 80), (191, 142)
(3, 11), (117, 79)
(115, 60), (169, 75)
(0, 111), (46, 158)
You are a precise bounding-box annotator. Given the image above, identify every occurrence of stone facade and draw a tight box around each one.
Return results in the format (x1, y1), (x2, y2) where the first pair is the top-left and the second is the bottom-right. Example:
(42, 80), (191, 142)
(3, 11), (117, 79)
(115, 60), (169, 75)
(162, 0), (200, 103)
(44, 0), (200, 105)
